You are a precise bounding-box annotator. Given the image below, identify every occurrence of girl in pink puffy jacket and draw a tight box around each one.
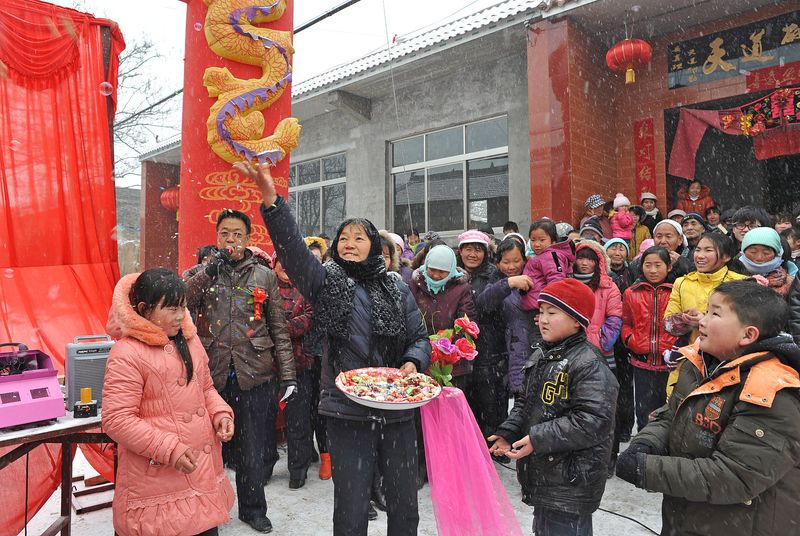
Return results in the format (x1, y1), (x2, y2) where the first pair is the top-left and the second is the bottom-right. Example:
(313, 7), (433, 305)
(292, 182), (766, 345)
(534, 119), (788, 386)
(520, 218), (576, 311)
(103, 269), (235, 536)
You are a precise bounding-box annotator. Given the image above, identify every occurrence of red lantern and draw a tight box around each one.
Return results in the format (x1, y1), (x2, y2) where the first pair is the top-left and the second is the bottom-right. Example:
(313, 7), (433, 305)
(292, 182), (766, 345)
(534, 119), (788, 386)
(160, 186), (180, 211)
(606, 38), (652, 85)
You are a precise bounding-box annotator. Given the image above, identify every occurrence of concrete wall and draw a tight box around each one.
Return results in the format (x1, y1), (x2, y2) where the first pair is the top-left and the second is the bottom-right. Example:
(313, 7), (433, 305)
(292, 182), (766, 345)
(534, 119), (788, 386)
(291, 24), (531, 236)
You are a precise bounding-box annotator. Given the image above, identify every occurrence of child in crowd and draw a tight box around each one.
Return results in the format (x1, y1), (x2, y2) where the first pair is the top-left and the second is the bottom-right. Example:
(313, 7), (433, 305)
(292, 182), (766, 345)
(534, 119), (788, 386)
(475, 238), (533, 397)
(621, 246), (676, 431)
(605, 238), (636, 447)
(774, 212), (794, 234)
(781, 225), (800, 262)
(610, 193), (633, 241)
(488, 278), (619, 536)
(521, 219), (576, 312)
(406, 229), (421, 254)
(578, 217), (605, 243)
(303, 236), (332, 480)
(616, 280), (800, 536)
(304, 235), (328, 263)
(629, 206), (652, 260)
(103, 269), (234, 536)
(667, 209), (686, 224)
(573, 241), (623, 368)
(272, 256), (315, 490)
(705, 206), (727, 234)
(574, 240), (624, 472)
(639, 192), (662, 235)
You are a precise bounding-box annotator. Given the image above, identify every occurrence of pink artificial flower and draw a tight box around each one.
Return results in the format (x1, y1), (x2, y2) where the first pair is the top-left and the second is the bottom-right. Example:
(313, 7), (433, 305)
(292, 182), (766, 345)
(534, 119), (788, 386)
(455, 316), (480, 338)
(455, 338), (478, 361)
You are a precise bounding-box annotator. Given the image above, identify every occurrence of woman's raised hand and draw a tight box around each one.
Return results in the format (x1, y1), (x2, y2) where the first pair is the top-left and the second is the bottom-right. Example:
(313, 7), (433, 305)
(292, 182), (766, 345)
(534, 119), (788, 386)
(233, 161), (277, 207)
(507, 275), (533, 291)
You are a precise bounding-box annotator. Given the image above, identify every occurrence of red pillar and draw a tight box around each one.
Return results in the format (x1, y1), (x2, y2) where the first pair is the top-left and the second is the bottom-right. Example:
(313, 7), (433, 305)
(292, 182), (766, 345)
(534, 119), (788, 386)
(177, 0), (297, 271)
(527, 19), (620, 226)
(528, 19), (572, 223)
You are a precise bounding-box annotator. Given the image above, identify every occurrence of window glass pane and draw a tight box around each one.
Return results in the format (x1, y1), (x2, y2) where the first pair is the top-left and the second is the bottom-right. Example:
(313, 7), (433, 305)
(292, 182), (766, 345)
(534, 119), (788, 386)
(323, 154), (346, 180)
(322, 183), (346, 237)
(297, 189), (320, 236)
(426, 127), (463, 161)
(392, 136), (423, 167)
(466, 116), (508, 153)
(289, 165), (297, 187)
(393, 171), (425, 234)
(467, 156), (509, 228)
(297, 161), (320, 186)
(428, 163), (464, 232)
(288, 191), (297, 212)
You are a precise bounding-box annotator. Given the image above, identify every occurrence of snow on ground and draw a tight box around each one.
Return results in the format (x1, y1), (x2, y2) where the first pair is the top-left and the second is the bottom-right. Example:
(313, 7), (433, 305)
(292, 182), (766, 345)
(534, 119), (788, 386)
(23, 444), (662, 535)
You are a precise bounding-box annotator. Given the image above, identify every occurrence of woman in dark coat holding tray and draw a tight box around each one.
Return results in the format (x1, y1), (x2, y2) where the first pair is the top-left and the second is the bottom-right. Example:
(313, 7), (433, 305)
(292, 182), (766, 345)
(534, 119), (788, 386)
(235, 161), (431, 536)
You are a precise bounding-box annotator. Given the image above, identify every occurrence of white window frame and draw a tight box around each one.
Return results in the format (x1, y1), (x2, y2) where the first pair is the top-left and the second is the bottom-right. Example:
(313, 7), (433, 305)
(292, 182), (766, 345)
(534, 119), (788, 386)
(289, 153), (347, 235)
(390, 116), (509, 234)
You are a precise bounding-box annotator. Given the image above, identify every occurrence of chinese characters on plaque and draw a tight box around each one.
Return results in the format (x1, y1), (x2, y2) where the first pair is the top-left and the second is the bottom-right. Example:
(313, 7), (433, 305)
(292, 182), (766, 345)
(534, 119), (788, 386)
(668, 12), (800, 89)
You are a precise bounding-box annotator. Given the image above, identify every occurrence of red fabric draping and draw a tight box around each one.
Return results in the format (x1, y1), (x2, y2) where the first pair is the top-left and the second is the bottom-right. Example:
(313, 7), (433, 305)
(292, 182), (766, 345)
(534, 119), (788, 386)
(668, 109), (739, 180)
(669, 88), (800, 180)
(0, 1), (124, 533)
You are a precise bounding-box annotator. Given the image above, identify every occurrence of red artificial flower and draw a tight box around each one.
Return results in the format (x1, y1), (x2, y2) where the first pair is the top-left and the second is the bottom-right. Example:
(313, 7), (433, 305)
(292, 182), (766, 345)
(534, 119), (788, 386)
(455, 317), (480, 338)
(455, 338), (478, 361)
(431, 346), (445, 365)
(443, 348), (460, 365)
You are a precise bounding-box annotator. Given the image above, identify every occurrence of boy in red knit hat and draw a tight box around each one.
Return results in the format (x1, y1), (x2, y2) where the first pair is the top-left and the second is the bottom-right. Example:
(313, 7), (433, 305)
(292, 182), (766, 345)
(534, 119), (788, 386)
(488, 278), (619, 536)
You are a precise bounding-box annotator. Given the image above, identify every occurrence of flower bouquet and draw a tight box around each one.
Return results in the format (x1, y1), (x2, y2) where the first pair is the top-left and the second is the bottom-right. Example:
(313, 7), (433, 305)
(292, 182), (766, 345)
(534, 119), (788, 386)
(427, 315), (479, 387)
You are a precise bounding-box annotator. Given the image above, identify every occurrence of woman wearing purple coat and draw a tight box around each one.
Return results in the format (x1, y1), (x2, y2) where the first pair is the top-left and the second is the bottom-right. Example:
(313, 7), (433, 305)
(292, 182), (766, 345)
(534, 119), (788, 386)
(475, 238), (535, 396)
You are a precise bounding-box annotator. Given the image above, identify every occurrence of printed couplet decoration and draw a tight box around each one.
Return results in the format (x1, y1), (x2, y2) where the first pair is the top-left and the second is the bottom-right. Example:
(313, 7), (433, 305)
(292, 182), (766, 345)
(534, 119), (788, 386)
(178, 0), (300, 270)
(633, 118), (657, 196)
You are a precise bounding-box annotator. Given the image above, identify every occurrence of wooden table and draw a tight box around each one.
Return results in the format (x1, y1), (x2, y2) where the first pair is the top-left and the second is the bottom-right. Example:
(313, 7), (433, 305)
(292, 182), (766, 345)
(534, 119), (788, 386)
(0, 412), (111, 536)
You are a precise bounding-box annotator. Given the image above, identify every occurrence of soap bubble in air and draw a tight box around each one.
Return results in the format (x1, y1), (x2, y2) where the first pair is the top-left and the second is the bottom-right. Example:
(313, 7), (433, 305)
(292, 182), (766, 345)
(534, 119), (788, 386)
(98, 82), (113, 96)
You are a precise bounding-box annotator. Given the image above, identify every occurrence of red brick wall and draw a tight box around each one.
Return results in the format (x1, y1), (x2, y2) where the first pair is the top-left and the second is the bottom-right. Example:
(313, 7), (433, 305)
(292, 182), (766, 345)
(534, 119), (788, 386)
(528, 3), (799, 223)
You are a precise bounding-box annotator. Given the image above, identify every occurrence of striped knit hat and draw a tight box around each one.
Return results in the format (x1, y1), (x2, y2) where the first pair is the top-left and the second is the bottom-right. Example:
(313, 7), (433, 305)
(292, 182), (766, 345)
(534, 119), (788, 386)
(538, 279), (596, 330)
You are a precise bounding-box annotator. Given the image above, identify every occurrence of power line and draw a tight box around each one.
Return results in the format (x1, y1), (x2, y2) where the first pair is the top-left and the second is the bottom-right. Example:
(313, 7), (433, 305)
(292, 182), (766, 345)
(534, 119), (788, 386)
(115, 1), (363, 129)
(114, 88), (183, 129)
(295, 0), (363, 34)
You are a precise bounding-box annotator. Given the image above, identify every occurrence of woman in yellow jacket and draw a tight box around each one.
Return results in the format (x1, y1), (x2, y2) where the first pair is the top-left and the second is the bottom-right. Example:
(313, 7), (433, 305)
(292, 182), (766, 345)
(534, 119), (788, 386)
(662, 233), (747, 396)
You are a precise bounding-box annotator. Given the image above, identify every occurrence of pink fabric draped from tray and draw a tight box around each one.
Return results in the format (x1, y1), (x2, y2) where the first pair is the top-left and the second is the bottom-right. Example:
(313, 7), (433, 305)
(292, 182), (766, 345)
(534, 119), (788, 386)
(420, 387), (523, 536)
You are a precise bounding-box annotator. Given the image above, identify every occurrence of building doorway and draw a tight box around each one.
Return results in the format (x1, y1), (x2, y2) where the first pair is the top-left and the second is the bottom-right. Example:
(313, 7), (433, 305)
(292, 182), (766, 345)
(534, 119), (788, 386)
(665, 91), (800, 215)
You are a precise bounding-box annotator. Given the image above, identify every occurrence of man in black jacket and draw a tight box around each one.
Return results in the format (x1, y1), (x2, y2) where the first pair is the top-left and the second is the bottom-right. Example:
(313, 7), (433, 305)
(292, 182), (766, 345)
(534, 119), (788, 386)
(488, 279), (619, 536)
(184, 209), (295, 534)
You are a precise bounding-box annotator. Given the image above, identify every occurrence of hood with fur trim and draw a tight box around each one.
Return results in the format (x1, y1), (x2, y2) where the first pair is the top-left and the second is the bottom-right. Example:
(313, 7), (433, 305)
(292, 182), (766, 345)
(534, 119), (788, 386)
(304, 236), (328, 257)
(575, 239), (611, 275)
(378, 230), (401, 273)
(106, 273), (197, 346)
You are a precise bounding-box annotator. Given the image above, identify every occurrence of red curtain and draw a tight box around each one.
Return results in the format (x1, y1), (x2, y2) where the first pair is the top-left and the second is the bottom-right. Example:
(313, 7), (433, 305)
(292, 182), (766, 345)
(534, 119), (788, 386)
(668, 88), (800, 180)
(0, 1), (124, 533)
